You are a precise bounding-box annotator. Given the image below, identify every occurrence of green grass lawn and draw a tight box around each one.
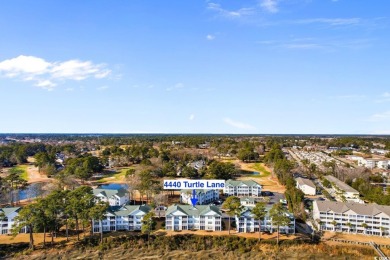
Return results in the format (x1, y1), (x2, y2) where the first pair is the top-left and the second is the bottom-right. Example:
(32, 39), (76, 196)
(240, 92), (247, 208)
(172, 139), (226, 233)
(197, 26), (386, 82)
(13, 165), (29, 181)
(96, 167), (133, 183)
(252, 163), (271, 178)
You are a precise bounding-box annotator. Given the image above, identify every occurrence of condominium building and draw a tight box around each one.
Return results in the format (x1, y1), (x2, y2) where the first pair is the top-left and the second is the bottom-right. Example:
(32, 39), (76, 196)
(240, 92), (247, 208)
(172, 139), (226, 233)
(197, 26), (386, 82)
(378, 160), (389, 170)
(240, 197), (256, 207)
(0, 207), (28, 235)
(180, 189), (219, 205)
(313, 201), (390, 236)
(357, 158), (389, 170)
(295, 177), (316, 195)
(235, 206), (295, 234)
(224, 179), (262, 197)
(92, 205), (151, 233)
(93, 188), (129, 206)
(323, 175), (362, 203)
(165, 204), (222, 231)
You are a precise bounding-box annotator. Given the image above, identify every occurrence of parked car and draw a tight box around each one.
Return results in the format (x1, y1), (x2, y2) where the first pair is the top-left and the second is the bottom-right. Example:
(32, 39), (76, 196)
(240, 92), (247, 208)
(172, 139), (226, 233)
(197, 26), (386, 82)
(155, 206), (167, 211)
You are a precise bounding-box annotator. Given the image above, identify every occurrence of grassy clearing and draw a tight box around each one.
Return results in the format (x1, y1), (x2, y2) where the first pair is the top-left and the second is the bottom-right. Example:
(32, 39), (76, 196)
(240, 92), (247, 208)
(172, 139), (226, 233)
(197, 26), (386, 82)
(96, 168), (132, 183)
(252, 163), (271, 178)
(14, 165), (29, 181)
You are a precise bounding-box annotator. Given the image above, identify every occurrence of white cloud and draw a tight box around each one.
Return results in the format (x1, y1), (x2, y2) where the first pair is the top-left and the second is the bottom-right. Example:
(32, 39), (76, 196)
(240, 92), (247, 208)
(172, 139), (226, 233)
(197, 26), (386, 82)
(260, 0), (279, 13)
(51, 60), (110, 80)
(35, 80), (57, 90)
(0, 55), (111, 90)
(260, 37), (373, 51)
(166, 82), (184, 91)
(206, 34), (215, 40)
(282, 43), (323, 49)
(295, 18), (361, 26)
(330, 94), (366, 100)
(207, 2), (254, 18)
(189, 114), (195, 121)
(223, 118), (256, 130)
(97, 86), (109, 91)
(374, 92), (390, 103)
(0, 55), (51, 76)
(368, 111), (390, 122)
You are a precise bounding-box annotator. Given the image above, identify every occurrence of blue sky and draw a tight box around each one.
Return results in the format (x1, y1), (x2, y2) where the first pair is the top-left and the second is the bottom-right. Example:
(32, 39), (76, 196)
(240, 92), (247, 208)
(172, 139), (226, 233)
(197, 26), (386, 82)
(0, 0), (389, 134)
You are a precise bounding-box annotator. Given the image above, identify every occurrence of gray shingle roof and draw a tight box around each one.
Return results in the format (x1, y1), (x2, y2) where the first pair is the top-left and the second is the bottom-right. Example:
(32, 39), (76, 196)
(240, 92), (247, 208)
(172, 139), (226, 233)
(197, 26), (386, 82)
(324, 175), (359, 194)
(0, 207), (20, 217)
(296, 177), (316, 189)
(93, 188), (128, 198)
(240, 197), (256, 204)
(166, 204), (222, 217)
(225, 179), (261, 187)
(108, 205), (151, 216)
(314, 201), (390, 216)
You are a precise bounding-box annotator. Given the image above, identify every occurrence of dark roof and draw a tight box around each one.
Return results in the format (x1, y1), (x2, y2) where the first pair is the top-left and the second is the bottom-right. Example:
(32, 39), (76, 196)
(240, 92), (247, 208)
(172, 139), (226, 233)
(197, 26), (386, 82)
(166, 204), (222, 217)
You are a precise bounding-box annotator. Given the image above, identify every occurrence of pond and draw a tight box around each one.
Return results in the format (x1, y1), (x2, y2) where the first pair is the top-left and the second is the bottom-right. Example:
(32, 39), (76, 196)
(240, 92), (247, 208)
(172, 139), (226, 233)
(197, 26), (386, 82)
(19, 182), (46, 200)
(239, 170), (260, 176)
(98, 183), (128, 190)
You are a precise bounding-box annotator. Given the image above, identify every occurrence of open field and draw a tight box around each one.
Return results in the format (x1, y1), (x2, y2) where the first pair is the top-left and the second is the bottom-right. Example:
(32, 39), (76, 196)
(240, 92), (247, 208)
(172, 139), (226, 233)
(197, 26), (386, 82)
(230, 160), (286, 193)
(24, 165), (51, 184)
(6, 234), (379, 260)
(323, 231), (390, 245)
(160, 229), (299, 240)
(0, 231), (84, 245)
(16, 165), (29, 180)
(95, 167), (133, 183)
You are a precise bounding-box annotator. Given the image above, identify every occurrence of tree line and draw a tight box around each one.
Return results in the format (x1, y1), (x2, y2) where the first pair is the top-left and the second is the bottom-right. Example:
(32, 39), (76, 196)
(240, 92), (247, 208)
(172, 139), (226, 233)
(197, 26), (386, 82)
(12, 186), (109, 250)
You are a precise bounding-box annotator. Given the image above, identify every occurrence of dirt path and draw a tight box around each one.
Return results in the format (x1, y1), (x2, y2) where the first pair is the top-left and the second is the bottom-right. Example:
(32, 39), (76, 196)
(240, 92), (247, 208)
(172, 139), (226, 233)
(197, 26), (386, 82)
(26, 164), (52, 183)
(229, 160), (286, 193)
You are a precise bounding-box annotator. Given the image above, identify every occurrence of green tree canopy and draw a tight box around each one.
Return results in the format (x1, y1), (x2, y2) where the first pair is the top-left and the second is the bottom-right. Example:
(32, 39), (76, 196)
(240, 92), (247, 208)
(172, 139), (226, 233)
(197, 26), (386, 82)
(222, 196), (243, 234)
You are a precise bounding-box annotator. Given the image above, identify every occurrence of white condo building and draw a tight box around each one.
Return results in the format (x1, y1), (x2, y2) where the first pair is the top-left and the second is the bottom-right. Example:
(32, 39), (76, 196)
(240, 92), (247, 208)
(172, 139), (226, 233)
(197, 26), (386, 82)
(224, 180), (262, 197)
(93, 205), (151, 233)
(357, 158), (389, 170)
(313, 201), (390, 237)
(235, 206), (295, 234)
(165, 204), (222, 231)
(296, 177), (316, 195)
(323, 175), (363, 203)
(0, 207), (28, 235)
(180, 189), (219, 205)
(93, 188), (129, 206)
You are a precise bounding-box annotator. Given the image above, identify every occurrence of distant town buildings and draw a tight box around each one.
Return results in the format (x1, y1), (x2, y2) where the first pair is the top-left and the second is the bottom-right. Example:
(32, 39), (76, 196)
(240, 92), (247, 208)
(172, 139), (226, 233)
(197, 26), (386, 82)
(189, 160), (206, 170)
(346, 155), (389, 170)
(165, 204), (222, 231)
(224, 180), (262, 197)
(313, 201), (390, 237)
(371, 149), (388, 155)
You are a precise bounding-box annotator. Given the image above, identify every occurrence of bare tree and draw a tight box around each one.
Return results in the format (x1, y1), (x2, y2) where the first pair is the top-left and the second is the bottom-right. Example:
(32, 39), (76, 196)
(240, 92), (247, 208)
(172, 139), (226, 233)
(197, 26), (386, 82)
(125, 169), (139, 204)
(153, 193), (168, 218)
